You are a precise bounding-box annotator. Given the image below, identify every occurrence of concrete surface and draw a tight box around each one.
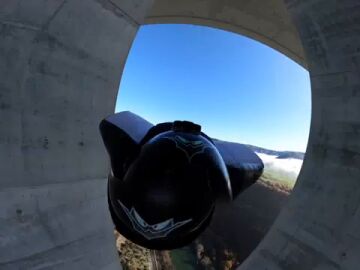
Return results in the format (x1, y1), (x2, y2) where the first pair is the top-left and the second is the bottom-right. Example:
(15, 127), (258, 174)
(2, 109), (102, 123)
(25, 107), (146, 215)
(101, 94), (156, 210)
(0, 0), (152, 269)
(0, 0), (359, 270)
(240, 1), (360, 269)
(146, 0), (307, 68)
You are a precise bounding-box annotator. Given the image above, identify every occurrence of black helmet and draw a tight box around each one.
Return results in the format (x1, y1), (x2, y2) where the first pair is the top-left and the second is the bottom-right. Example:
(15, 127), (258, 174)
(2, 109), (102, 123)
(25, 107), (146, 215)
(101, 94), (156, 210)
(106, 120), (232, 250)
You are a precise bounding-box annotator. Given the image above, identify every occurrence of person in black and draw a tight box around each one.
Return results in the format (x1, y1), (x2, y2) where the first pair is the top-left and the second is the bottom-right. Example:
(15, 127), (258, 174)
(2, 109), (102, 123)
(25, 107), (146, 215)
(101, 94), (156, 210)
(100, 111), (263, 250)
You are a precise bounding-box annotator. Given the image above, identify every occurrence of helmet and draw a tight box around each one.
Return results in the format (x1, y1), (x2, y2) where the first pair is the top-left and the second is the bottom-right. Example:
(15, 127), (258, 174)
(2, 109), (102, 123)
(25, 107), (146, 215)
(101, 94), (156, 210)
(107, 121), (232, 249)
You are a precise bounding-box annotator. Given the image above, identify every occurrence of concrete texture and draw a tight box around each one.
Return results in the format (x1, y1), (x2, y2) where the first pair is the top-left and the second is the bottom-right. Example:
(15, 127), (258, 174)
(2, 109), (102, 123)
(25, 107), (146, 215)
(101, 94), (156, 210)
(240, 1), (360, 269)
(0, 0), (359, 270)
(146, 0), (307, 68)
(0, 0), (152, 269)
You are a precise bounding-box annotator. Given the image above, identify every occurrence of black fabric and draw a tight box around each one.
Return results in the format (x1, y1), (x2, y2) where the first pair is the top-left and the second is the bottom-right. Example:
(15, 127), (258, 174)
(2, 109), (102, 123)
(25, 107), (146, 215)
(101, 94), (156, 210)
(227, 166), (263, 198)
(139, 122), (173, 146)
(99, 119), (140, 179)
(140, 122), (216, 146)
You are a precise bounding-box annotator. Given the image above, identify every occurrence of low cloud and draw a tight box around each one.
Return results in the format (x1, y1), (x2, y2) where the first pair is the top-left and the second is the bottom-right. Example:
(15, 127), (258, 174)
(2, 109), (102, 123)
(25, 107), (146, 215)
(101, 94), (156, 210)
(256, 152), (303, 183)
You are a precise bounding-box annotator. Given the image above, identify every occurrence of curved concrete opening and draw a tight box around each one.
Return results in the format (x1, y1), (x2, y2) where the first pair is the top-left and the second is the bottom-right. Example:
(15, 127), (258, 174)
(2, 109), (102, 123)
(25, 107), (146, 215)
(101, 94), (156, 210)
(0, 1), (359, 270)
(115, 23), (311, 267)
(145, 0), (307, 69)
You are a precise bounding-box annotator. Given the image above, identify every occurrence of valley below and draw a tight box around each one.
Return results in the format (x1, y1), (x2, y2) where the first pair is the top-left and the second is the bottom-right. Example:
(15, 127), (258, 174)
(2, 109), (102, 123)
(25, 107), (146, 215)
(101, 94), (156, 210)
(115, 151), (302, 270)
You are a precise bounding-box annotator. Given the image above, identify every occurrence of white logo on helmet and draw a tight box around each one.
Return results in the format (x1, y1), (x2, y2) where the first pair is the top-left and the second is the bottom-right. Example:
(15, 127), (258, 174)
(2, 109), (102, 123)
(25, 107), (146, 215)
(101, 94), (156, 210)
(118, 200), (192, 240)
(164, 135), (210, 162)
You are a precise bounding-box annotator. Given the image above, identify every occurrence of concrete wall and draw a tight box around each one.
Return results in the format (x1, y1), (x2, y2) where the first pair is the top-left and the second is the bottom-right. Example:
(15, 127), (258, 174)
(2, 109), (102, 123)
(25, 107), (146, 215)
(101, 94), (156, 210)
(0, 0), (152, 269)
(1, 0), (359, 269)
(241, 1), (360, 269)
(146, 0), (306, 68)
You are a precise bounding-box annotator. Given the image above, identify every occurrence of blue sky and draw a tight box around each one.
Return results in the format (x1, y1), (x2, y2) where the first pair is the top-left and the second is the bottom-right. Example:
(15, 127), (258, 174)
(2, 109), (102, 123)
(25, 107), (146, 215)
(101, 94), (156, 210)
(115, 24), (311, 152)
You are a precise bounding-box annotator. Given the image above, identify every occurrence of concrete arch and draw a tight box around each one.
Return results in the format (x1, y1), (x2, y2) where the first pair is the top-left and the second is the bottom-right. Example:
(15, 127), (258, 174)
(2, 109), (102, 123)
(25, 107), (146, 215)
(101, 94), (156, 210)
(145, 0), (307, 68)
(0, 1), (359, 270)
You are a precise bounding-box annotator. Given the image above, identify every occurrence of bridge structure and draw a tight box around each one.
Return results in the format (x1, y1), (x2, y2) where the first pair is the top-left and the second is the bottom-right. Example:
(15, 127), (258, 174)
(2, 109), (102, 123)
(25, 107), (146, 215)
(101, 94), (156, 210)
(0, 0), (359, 269)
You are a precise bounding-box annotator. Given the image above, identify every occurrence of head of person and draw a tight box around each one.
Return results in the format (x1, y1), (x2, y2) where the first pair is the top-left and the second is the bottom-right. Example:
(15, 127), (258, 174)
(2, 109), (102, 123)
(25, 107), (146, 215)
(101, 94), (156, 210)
(107, 121), (232, 249)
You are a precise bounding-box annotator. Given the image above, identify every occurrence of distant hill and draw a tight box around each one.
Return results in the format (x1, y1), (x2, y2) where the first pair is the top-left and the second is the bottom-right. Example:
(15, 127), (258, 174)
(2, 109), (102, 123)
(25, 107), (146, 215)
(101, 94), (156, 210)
(245, 144), (305, 160)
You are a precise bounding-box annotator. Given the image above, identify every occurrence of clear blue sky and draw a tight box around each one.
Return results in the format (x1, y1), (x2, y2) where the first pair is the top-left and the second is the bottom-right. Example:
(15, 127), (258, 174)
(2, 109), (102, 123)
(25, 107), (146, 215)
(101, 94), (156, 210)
(115, 24), (311, 152)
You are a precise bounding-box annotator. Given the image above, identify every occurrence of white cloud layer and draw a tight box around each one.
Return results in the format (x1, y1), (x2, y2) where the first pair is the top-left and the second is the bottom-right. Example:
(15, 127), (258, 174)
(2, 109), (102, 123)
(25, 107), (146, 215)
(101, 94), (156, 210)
(256, 152), (303, 183)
